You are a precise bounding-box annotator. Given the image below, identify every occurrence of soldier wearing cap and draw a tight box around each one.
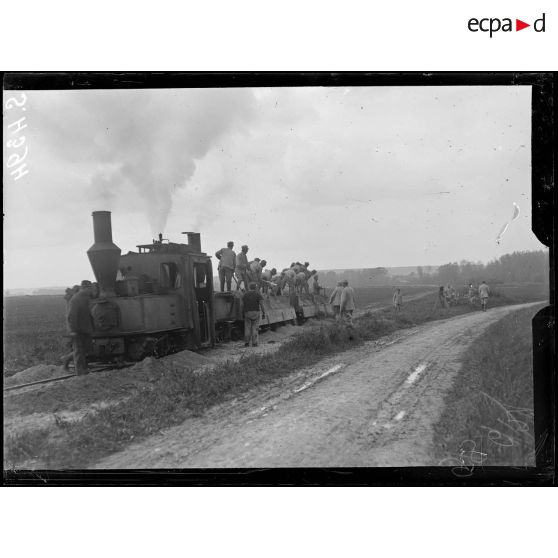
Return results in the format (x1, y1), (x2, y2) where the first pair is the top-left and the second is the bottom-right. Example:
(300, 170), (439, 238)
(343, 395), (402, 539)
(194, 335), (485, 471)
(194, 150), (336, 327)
(235, 245), (250, 291)
(61, 285), (80, 370)
(248, 258), (267, 289)
(339, 280), (356, 326)
(66, 280), (94, 375)
(242, 282), (266, 347)
(215, 241), (236, 292)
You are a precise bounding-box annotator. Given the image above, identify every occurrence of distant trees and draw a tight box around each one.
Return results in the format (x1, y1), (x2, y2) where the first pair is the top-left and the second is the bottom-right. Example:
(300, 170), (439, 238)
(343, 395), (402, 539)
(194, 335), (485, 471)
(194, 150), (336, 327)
(412, 250), (549, 286)
(484, 251), (548, 283)
(317, 250), (549, 289)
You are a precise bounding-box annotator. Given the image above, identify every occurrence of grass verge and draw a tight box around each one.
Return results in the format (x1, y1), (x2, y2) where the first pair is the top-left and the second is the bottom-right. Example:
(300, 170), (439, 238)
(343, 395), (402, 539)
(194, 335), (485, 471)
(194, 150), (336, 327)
(434, 304), (542, 468)
(4, 291), (523, 469)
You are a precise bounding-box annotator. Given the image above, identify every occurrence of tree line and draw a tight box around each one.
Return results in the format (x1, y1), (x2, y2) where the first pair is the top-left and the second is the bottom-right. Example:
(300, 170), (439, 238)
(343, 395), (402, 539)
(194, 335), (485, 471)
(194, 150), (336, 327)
(319, 250), (549, 288)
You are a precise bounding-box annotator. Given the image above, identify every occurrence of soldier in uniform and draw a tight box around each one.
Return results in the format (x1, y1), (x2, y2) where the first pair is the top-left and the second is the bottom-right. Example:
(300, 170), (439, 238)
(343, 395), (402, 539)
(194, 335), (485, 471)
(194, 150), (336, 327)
(281, 268), (297, 294)
(468, 283), (476, 305)
(261, 267), (277, 294)
(235, 245), (250, 291)
(309, 272), (321, 296)
(478, 280), (490, 311)
(215, 241), (236, 292)
(61, 285), (80, 370)
(393, 288), (403, 312)
(248, 258), (266, 289)
(66, 280), (94, 375)
(339, 280), (356, 326)
(242, 282), (266, 347)
(295, 271), (310, 294)
(329, 281), (343, 319)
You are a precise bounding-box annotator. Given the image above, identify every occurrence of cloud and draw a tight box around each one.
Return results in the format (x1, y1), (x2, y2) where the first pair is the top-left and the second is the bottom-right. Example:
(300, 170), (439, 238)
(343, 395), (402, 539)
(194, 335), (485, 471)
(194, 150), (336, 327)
(22, 88), (258, 234)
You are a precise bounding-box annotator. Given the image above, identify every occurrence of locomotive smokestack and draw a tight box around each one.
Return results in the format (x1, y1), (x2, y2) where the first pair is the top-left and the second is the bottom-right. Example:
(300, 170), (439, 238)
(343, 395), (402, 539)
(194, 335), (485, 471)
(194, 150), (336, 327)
(87, 211), (121, 297)
(183, 232), (201, 253)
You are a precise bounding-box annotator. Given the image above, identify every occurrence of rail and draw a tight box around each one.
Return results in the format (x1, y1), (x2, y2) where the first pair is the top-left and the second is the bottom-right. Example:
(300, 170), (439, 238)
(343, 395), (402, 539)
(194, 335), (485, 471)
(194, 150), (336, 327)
(3, 363), (132, 394)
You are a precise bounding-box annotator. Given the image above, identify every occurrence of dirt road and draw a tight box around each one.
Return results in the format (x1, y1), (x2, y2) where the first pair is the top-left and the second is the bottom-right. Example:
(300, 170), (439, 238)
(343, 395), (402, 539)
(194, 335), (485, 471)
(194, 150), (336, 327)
(95, 303), (538, 468)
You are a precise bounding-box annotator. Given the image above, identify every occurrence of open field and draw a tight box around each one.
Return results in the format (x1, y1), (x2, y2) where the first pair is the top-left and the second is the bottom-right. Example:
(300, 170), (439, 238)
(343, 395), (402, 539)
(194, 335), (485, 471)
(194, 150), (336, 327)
(350, 285), (434, 308)
(4, 295), (68, 377)
(492, 283), (549, 303)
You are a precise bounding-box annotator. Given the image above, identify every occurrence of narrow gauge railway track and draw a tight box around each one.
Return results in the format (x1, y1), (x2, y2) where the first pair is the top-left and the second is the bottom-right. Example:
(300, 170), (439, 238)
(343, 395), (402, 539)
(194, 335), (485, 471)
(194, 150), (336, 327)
(3, 362), (133, 394)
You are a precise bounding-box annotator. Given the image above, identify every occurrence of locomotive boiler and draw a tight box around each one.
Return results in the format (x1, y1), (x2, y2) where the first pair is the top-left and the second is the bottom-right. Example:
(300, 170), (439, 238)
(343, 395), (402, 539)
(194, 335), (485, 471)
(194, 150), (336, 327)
(85, 211), (332, 362)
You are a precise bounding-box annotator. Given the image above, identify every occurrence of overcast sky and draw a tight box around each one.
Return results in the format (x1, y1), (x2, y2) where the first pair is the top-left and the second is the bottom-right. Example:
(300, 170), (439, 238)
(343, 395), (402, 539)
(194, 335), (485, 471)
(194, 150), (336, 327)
(3, 85), (543, 289)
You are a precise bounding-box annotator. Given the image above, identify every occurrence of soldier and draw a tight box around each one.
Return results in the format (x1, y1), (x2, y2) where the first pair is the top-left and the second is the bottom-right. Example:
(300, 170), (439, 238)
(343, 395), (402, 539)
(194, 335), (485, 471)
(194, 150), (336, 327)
(61, 285), (80, 370)
(271, 271), (284, 295)
(235, 245), (249, 291)
(478, 280), (490, 311)
(281, 267), (297, 294)
(329, 281), (344, 319)
(446, 284), (456, 306)
(247, 258), (263, 287)
(468, 283), (476, 305)
(310, 272), (321, 295)
(393, 288), (403, 312)
(215, 241), (236, 292)
(261, 267), (277, 294)
(66, 280), (94, 376)
(339, 280), (356, 326)
(438, 286), (448, 309)
(242, 282), (266, 347)
(295, 271), (309, 294)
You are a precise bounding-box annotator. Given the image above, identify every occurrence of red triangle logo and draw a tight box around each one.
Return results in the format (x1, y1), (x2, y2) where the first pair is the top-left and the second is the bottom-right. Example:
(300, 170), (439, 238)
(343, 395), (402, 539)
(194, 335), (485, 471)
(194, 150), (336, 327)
(516, 19), (530, 31)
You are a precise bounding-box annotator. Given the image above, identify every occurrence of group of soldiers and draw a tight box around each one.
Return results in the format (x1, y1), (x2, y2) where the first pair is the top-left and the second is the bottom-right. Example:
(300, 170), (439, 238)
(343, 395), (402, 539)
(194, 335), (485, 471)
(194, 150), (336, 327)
(437, 281), (491, 310)
(215, 241), (322, 296)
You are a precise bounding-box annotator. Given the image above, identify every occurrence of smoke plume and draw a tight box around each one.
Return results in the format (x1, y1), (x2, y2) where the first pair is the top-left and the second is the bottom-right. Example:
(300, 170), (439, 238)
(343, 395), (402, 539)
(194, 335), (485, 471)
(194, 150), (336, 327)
(28, 88), (257, 235)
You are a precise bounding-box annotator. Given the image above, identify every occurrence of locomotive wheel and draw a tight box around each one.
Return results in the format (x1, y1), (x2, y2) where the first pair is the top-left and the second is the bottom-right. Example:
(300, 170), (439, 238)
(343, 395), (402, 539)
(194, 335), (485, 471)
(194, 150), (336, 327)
(127, 339), (151, 361)
(153, 335), (170, 358)
(230, 326), (243, 342)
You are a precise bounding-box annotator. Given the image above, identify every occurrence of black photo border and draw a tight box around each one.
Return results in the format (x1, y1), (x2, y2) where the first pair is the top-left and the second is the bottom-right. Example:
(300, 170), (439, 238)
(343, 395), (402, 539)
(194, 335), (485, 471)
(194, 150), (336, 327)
(2, 71), (555, 486)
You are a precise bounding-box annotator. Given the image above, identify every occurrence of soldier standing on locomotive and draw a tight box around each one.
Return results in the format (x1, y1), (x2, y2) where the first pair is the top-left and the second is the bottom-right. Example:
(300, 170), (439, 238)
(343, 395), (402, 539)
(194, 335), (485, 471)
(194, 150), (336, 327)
(235, 245), (250, 291)
(215, 241), (236, 292)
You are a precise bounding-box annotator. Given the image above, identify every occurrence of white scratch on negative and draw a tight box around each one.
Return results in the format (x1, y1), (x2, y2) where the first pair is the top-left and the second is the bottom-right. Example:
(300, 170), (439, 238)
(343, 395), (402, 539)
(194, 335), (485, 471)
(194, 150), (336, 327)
(406, 363), (427, 386)
(294, 364), (344, 393)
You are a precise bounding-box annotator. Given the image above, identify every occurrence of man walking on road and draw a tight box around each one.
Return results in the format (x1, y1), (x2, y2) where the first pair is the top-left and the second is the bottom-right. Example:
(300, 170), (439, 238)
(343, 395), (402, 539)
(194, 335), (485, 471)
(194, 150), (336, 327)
(66, 280), (94, 375)
(242, 282), (266, 347)
(478, 280), (490, 311)
(438, 286), (447, 309)
(393, 288), (403, 312)
(468, 284), (476, 306)
(215, 241), (236, 292)
(329, 281), (343, 319)
(340, 280), (356, 326)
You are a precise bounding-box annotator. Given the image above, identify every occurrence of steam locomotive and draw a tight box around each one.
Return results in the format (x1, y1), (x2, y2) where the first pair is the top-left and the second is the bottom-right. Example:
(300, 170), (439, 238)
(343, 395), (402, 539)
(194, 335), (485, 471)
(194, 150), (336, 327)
(85, 211), (332, 362)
